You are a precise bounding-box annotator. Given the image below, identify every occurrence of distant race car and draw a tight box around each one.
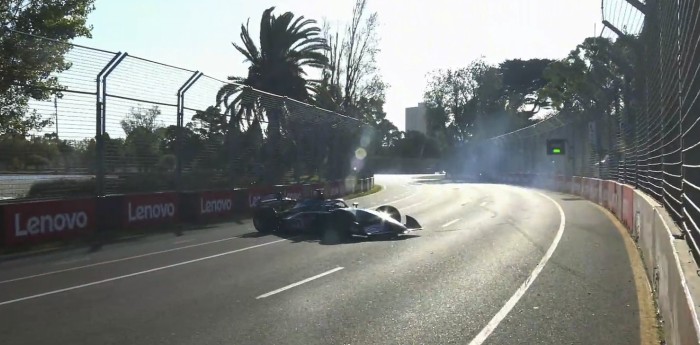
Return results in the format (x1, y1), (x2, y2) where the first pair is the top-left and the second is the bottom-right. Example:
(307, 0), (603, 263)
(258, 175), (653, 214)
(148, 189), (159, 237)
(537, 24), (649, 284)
(251, 190), (422, 241)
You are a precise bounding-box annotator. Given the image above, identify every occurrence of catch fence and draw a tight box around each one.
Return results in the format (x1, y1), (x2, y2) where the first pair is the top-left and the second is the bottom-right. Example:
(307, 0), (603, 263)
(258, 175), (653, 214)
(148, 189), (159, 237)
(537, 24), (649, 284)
(0, 30), (370, 201)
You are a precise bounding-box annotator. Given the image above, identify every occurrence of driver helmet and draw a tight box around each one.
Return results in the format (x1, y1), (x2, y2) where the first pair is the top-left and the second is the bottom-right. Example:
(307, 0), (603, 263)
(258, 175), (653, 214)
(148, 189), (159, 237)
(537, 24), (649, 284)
(274, 192), (284, 200)
(314, 188), (325, 200)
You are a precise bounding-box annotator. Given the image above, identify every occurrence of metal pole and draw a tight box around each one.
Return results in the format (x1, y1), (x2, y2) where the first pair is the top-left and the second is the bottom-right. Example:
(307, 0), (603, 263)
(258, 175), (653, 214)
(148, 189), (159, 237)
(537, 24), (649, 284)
(175, 71), (202, 192)
(95, 52), (125, 196)
(101, 53), (128, 133)
(54, 95), (59, 139)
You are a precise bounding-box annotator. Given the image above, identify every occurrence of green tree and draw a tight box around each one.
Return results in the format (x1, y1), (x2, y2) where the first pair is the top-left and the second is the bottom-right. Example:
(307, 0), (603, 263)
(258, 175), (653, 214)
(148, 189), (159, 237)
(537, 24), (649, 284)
(469, 62), (535, 140)
(354, 78), (399, 150)
(539, 37), (629, 117)
(314, 0), (392, 179)
(217, 7), (328, 184)
(0, 0), (95, 136)
(321, 0), (380, 112)
(185, 106), (265, 186)
(120, 106), (164, 173)
(424, 60), (490, 145)
(218, 7), (328, 108)
(425, 58), (555, 145)
(392, 131), (441, 159)
(120, 105), (163, 136)
(0, 88), (52, 136)
(498, 58), (554, 118)
(537, 37), (636, 169)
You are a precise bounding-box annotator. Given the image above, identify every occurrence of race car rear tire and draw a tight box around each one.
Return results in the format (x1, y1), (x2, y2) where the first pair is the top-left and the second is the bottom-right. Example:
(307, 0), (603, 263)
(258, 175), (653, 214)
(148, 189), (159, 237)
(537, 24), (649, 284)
(253, 208), (277, 233)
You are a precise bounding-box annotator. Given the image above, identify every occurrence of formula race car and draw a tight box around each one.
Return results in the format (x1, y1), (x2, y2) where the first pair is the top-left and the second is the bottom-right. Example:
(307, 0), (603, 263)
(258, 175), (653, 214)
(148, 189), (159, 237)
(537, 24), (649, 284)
(252, 190), (422, 241)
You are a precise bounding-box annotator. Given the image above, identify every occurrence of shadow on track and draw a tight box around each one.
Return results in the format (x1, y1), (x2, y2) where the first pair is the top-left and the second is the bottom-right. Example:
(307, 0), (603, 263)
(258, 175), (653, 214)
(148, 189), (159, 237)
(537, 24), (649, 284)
(238, 230), (421, 246)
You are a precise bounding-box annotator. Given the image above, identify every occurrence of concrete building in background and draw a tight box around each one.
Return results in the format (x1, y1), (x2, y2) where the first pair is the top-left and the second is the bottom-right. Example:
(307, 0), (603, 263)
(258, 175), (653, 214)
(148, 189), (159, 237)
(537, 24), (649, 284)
(405, 102), (427, 135)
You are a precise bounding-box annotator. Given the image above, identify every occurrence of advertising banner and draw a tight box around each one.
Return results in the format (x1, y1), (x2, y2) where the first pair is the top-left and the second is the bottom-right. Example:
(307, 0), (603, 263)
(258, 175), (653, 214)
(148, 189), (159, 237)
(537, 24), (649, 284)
(123, 193), (179, 228)
(3, 198), (96, 245)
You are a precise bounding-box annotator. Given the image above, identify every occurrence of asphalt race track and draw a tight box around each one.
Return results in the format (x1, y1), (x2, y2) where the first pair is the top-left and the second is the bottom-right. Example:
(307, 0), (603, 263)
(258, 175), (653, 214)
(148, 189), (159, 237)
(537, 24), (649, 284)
(0, 175), (648, 345)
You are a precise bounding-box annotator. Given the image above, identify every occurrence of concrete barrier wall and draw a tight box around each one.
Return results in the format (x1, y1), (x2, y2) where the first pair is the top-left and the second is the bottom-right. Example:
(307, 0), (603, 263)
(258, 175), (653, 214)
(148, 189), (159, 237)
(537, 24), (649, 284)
(621, 185), (635, 231)
(634, 191), (658, 278)
(652, 209), (700, 345)
(498, 173), (700, 345)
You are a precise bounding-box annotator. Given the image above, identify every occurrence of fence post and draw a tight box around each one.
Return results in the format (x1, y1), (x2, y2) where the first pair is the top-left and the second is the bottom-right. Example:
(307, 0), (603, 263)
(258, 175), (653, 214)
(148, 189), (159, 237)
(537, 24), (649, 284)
(175, 71), (203, 192)
(95, 52), (127, 196)
(673, 0), (687, 234)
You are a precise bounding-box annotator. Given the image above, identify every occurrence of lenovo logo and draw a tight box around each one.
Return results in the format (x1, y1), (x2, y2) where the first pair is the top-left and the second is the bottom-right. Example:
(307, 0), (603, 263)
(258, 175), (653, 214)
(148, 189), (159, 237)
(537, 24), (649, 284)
(128, 202), (176, 222)
(200, 198), (232, 214)
(14, 212), (89, 237)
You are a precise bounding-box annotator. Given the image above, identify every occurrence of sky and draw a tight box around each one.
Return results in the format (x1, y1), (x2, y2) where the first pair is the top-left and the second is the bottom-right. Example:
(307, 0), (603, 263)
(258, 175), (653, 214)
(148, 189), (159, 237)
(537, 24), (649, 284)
(73, 0), (603, 131)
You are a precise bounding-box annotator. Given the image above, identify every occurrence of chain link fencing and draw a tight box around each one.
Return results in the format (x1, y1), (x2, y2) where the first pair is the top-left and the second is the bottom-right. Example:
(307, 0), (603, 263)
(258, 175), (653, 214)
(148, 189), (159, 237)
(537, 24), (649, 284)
(472, 0), (700, 264)
(0, 30), (371, 201)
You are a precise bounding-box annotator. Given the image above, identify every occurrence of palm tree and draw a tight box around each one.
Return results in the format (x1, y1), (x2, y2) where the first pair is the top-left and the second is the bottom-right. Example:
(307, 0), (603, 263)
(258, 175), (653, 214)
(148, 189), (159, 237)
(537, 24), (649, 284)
(218, 7), (328, 121)
(217, 7), (328, 183)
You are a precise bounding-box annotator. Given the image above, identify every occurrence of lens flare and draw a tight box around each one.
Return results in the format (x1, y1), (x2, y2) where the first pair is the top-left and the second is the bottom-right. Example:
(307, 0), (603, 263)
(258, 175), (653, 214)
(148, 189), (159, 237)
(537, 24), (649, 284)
(355, 147), (367, 160)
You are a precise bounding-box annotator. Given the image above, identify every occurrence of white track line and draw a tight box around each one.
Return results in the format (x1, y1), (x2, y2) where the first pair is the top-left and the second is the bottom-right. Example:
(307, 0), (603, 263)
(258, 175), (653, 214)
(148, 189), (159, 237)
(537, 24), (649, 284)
(0, 239), (288, 307)
(0, 235), (244, 285)
(172, 238), (195, 245)
(256, 267), (344, 299)
(368, 190), (419, 208)
(468, 191), (566, 345)
(441, 218), (461, 228)
(402, 200), (427, 211)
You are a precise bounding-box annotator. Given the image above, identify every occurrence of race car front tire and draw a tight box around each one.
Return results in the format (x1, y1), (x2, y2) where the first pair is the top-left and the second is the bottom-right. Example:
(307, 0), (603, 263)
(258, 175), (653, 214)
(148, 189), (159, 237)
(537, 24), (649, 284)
(321, 210), (353, 244)
(253, 208), (277, 233)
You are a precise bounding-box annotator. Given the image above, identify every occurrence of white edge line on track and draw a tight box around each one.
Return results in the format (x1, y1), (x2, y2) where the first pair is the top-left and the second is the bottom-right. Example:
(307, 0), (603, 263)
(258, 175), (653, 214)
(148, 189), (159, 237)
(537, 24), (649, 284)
(468, 191), (566, 345)
(0, 239), (289, 307)
(441, 218), (461, 228)
(0, 235), (243, 285)
(256, 267), (344, 299)
(172, 238), (195, 245)
(1, 187), (418, 285)
(401, 200), (427, 211)
(368, 190), (419, 208)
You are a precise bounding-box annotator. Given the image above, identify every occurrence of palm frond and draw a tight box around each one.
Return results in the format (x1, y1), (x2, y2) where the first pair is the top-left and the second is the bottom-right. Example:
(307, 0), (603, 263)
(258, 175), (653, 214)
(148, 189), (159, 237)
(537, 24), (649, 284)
(235, 20), (260, 63)
(216, 83), (241, 109)
(291, 37), (328, 52)
(290, 18), (318, 30)
(232, 42), (256, 63)
(259, 7), (276, 61)
(288, 16), (308, 33)
(222, 6), (330, 110)
(290, 25), (321, 39)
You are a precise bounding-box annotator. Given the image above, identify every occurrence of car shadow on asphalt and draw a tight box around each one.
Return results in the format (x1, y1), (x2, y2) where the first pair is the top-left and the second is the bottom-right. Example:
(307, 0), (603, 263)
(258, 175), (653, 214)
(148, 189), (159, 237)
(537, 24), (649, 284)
(237, 232), (268, 238)
(238, 231), (420, 246)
